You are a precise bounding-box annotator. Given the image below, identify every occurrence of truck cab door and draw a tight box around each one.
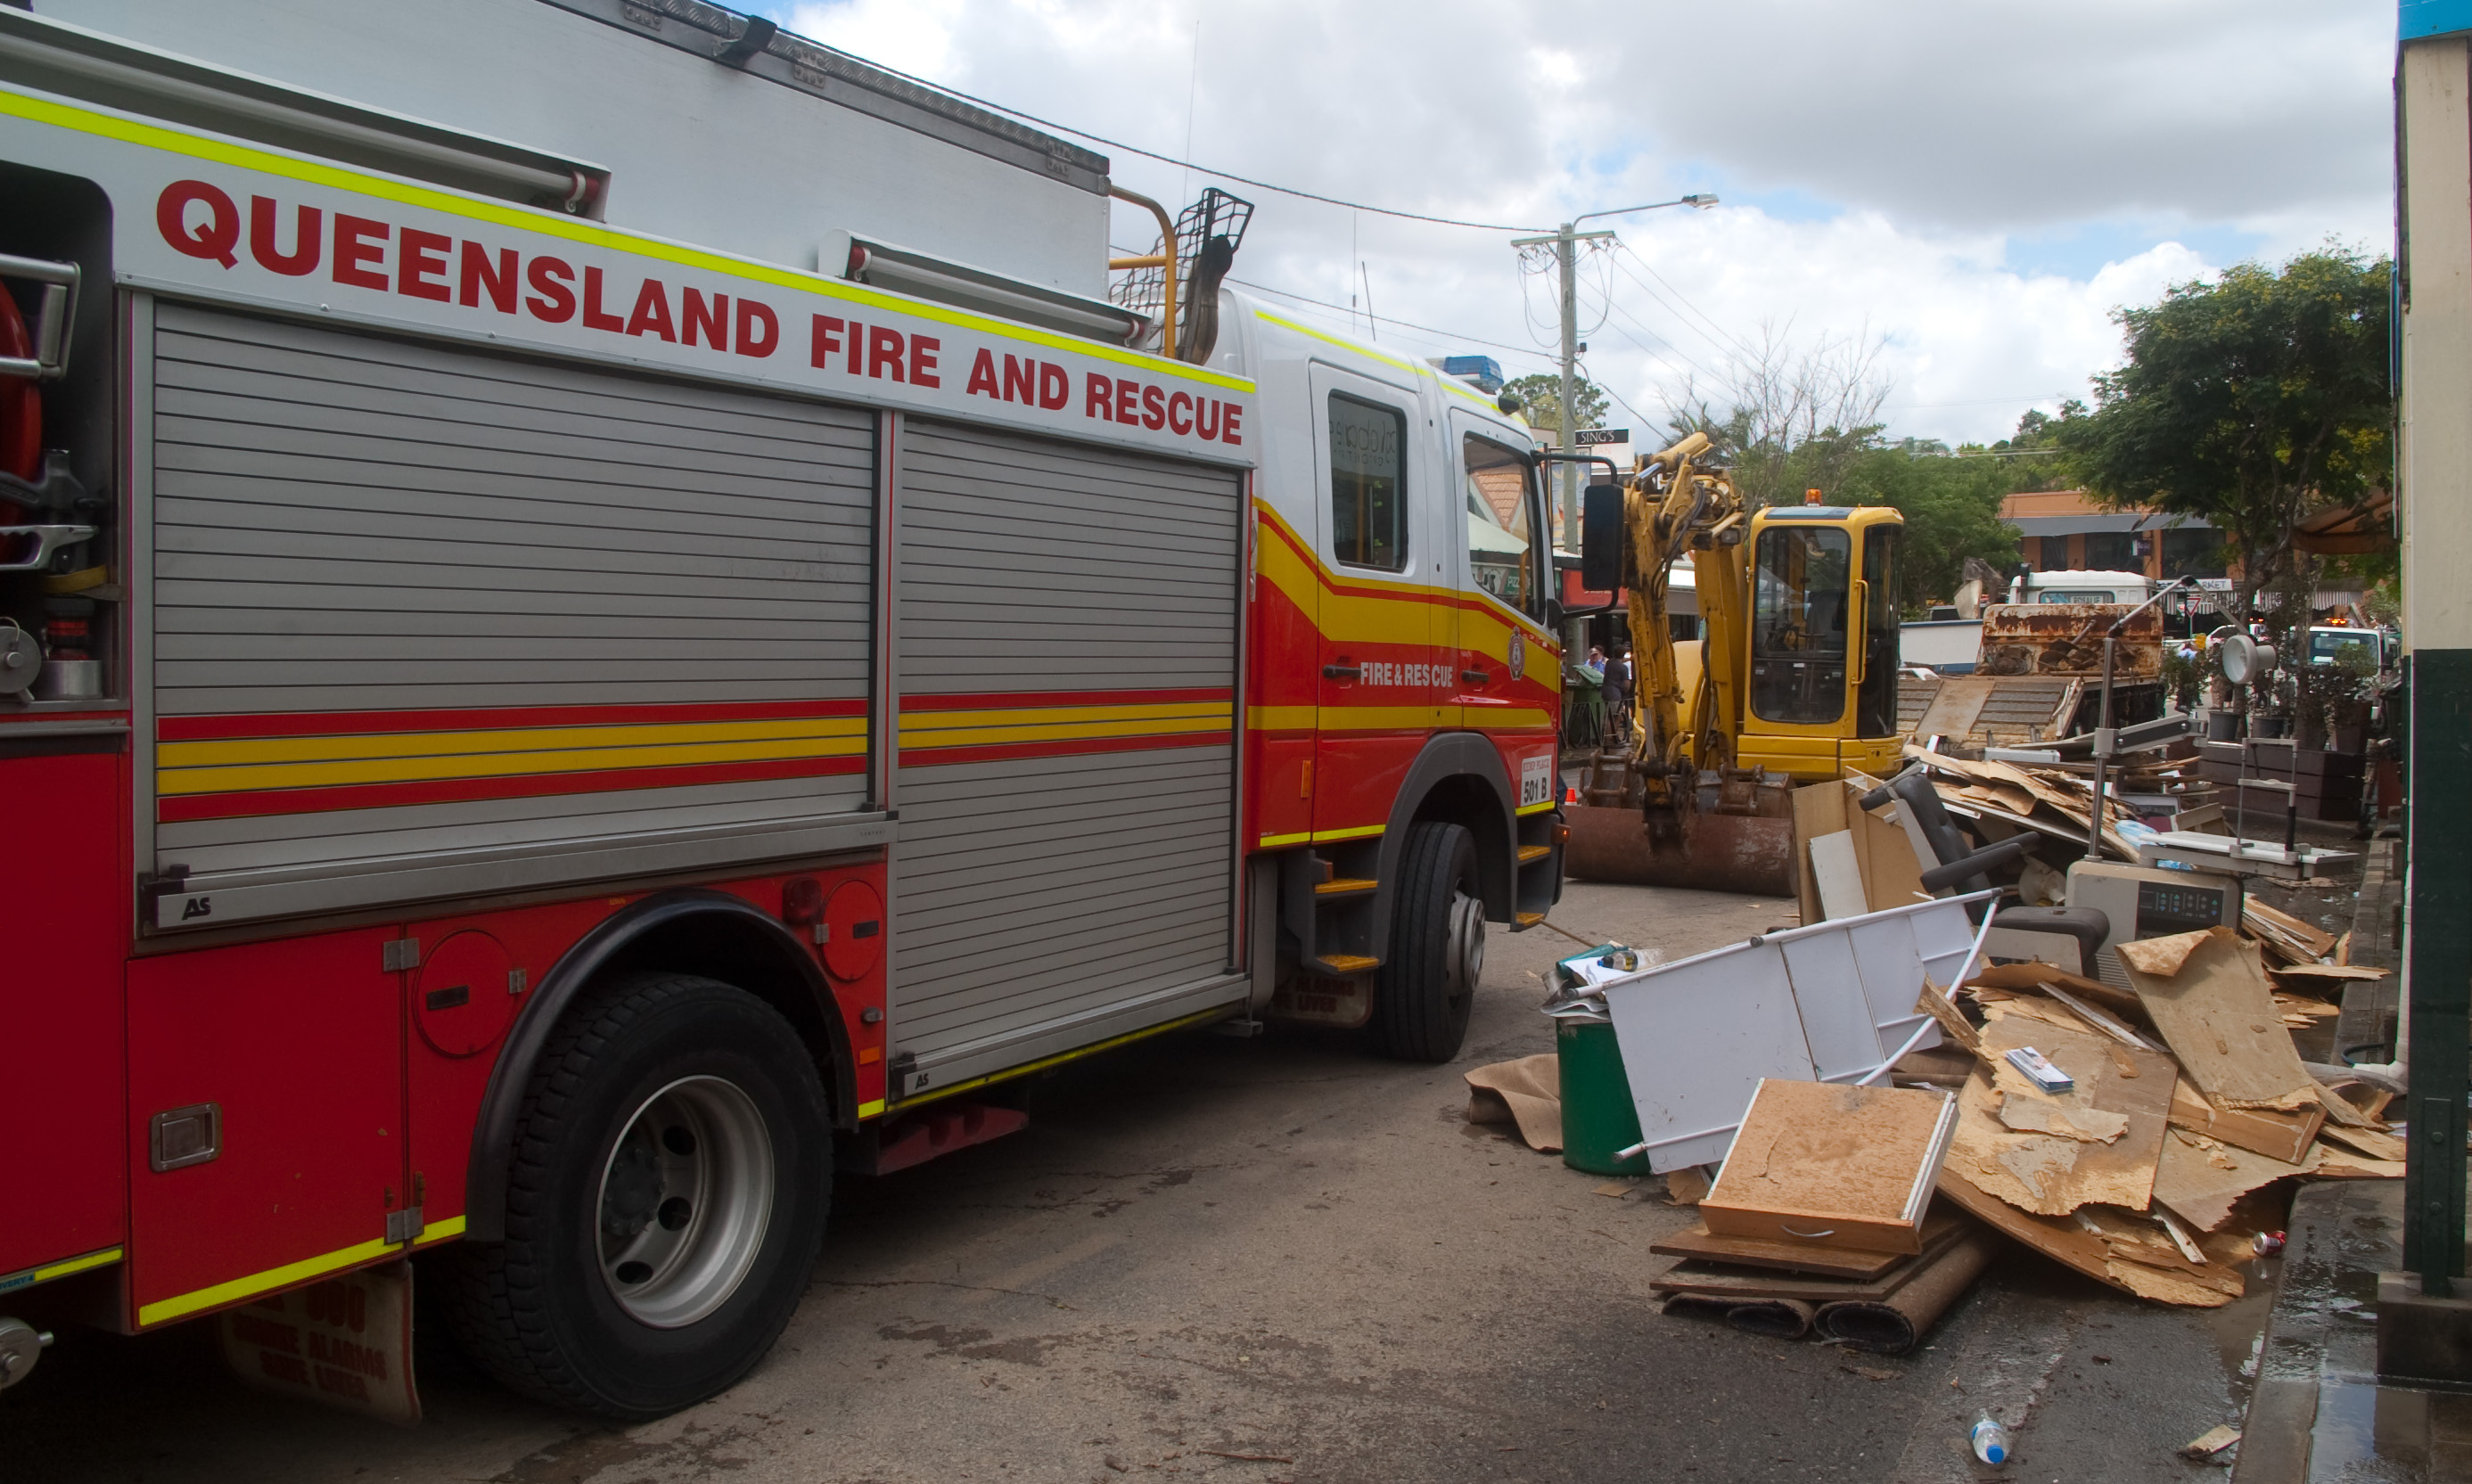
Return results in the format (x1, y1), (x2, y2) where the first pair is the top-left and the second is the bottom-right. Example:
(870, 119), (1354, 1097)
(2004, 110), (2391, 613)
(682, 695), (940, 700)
(1306, 364), (1449, 840)
(1446, 421), (1558, 809)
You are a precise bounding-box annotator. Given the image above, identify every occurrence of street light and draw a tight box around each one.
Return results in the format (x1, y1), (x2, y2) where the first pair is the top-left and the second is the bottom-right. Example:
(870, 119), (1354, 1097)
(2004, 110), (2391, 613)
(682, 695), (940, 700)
(1510, 193), (1721, 586)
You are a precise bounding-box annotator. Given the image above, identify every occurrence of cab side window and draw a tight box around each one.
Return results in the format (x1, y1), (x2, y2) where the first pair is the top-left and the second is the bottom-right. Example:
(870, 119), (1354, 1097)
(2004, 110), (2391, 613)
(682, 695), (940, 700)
(1329, 393), (1407, 571)
(1462, 435), (1540, 619)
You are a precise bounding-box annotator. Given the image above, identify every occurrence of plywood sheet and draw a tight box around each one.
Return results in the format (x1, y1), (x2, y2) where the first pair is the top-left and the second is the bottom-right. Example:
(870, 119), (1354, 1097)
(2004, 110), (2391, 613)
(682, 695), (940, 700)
(2120, 928), (2320, 1112)
(1943, 1011), (2174, 1217)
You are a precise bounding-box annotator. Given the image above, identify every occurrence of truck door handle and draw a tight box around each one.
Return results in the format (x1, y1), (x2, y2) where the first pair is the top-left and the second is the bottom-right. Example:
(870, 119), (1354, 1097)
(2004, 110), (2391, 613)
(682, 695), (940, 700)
(1322, 664), (1360, 681)
(1461, 669), (1491, 685)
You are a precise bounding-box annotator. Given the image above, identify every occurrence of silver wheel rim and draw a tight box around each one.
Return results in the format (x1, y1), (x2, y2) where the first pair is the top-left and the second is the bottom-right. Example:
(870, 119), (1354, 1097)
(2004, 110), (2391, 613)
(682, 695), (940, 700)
(595, 1074), (775, 1329)
(1447, 889), (1486, 1003)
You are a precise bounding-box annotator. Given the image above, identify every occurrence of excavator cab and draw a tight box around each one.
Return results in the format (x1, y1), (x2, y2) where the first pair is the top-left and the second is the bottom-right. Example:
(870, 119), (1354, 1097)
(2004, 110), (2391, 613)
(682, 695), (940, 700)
(1735, 506), (1905, 782)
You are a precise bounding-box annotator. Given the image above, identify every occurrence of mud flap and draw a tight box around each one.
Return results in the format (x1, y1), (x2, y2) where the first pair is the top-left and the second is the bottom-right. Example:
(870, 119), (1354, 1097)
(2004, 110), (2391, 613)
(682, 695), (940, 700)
(1562, 803), (1795, 898)
(218, 1260), (419, 1425)
(1267, 975), (1374, 1029)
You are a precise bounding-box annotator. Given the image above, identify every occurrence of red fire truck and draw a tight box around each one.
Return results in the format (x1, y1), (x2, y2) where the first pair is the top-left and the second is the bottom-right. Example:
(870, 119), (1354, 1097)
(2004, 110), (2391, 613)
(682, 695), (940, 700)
(0, 0), (1565, 1418)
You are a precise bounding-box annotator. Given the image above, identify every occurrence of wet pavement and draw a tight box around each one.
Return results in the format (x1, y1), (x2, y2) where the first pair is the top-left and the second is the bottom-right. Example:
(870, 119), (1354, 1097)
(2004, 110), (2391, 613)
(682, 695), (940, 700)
(2232, 1179), (2472, 1483)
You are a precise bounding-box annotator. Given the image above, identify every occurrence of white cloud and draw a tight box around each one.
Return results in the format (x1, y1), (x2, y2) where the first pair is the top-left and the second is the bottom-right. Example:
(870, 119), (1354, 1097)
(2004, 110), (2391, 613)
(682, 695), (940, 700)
(776, 0), (2391, 444)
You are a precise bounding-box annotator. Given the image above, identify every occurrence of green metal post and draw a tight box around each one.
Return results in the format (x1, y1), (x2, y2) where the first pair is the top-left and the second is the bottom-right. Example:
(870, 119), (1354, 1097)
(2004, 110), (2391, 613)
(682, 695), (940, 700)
(2403, 649), (2470, 1291)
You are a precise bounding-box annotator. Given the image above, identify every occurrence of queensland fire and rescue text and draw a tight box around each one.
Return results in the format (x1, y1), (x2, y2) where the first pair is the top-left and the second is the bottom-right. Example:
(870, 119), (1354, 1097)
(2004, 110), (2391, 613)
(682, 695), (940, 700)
(154, 180), (1244, 447)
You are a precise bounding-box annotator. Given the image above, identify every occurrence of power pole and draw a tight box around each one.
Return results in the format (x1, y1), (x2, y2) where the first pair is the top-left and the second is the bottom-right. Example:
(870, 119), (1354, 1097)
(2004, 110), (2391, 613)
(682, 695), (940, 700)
(1511, 221), (1614, 552)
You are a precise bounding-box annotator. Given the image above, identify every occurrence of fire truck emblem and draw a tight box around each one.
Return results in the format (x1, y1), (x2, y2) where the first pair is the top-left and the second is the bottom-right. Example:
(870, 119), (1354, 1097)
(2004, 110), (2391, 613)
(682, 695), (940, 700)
(1507, 630), (1527, 681)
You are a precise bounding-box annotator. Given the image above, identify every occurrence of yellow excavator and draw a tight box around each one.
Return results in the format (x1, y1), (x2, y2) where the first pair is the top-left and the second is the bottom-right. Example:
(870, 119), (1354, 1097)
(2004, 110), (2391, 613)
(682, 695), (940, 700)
(1564, 432), (1907, 895)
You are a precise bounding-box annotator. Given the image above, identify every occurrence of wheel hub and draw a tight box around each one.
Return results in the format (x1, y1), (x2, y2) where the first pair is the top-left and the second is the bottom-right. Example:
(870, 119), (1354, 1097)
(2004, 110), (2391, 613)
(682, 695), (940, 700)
(594, 1075), (776, 1329)
(1447, 889), (1485, 1001)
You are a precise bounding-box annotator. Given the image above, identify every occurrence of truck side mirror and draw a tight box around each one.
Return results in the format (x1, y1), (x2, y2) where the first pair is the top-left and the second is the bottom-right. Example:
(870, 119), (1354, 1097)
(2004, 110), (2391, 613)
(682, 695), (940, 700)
(1581, 482), (1624, 592)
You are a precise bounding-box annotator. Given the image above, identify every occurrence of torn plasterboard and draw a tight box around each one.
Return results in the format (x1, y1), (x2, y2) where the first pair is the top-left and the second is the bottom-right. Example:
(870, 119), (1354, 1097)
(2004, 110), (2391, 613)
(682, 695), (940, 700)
(2118, 929), (2320, 1112)
(1808, 831), (1868, 921)
(1598, 892), (1987, 1172)
(1700, 1080), (1961, 1256)
(1945, 1011), (2175, 1218)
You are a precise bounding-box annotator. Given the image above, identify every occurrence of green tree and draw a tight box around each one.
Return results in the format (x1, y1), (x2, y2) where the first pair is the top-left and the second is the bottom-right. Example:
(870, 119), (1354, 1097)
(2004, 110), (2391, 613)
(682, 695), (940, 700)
(1833, 444), (2021, 613)
(2056, 248), (2393, 620)
(1505, 373), (1609, 440)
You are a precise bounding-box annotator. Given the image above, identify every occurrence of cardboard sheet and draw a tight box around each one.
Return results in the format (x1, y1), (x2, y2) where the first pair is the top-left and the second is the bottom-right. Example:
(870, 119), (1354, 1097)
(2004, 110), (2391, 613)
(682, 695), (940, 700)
(1944, 1011), (2174, 1217)
(1463, 1054), (1562, 1152)
(2119, 929), (2321, 1112)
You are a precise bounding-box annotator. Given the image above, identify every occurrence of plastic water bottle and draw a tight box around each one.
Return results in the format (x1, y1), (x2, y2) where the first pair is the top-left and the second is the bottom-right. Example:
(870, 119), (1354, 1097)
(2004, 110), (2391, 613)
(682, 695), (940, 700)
(1969, 1414), (2009, 1465)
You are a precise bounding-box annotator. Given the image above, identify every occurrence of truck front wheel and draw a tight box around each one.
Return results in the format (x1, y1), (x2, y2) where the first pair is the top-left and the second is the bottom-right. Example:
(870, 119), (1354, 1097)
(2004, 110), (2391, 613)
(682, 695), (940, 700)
(442, 972), (831, 1420)
(1371, 821), (1482, 1062)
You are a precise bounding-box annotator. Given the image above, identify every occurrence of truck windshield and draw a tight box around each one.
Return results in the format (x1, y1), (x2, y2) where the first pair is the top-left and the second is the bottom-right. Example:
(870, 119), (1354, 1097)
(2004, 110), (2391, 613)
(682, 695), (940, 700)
(2309, 630), (2379, 668)
(1751, 525), (1852, 726)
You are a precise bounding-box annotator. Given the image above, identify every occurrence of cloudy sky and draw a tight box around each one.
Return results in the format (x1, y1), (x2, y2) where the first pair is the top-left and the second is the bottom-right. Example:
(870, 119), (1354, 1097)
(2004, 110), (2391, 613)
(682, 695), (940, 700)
(766, 0), (2393, 445)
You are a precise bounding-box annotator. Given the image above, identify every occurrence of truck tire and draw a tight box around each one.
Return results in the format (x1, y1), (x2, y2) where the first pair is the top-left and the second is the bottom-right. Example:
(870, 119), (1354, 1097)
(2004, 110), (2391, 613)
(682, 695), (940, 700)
(1371, 821), (1482, 1063)
(440, 972), (831, 1420)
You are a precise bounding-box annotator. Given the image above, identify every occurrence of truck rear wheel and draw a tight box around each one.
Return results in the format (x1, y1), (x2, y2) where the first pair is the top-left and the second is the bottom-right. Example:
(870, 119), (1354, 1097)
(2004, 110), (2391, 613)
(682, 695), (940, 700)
(441, 972), (830, 1420)
(1371, 821), (1482, 1063)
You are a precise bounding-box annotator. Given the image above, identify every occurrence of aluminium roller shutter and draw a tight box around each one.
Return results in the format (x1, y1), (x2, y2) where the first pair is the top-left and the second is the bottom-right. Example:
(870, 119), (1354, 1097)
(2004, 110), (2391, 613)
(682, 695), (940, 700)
(146, 302), (879, 923)
(891, 418), (1243, 1091)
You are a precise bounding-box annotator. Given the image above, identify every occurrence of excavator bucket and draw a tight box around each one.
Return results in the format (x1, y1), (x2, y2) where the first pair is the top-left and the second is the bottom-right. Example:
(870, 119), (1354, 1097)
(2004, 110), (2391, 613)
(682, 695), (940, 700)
(1561, 753), (1799, 898)
(1562, 802), (1796, 898)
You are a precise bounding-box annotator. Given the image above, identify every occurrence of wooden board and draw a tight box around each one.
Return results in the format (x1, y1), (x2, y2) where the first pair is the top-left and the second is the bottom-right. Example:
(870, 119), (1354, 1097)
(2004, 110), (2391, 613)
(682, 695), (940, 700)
(1943, 1011), (2175, 1218)
(1913, 676), (1996, 740)
(1935, 1170), (2246, 1307)
(2153, 1127), (2316, 1232)
(1651, 1204), (1972, 1280)
(2120, 929), (2320, 1112)
(1701, 1080), (1958, 1256)
(2166, 1078), (2325, 1165)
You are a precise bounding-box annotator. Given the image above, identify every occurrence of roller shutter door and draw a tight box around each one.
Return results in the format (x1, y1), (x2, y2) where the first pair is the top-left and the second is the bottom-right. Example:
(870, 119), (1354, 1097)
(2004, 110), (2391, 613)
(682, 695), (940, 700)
(146, 302), (880, 925)
(891, 418), (1243, 1090)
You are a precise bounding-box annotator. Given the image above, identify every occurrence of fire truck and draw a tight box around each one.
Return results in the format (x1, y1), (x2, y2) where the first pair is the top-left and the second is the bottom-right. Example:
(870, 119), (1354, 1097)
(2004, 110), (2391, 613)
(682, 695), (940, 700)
(0, 0), (1565, 1418)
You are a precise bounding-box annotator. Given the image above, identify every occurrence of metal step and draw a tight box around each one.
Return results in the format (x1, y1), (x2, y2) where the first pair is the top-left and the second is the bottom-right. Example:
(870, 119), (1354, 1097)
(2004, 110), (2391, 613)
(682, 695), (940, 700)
(1314, 876), (1378, 897)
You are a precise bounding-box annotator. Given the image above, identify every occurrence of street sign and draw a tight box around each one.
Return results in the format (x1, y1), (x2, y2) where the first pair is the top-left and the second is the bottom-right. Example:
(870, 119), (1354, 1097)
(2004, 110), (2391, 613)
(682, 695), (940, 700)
(1574, 427), (1629, 447)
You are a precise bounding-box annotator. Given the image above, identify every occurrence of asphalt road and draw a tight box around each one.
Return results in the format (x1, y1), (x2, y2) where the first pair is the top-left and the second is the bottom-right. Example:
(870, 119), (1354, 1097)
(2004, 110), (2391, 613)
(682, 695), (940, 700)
(7, 880), (2271, 1483)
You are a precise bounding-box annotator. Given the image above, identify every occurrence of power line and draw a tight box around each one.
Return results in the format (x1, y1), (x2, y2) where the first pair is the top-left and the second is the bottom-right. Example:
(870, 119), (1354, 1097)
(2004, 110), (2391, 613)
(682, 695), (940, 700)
(1612, 240), (1762, 364)
(1224, 277), (1556, 366)
(1605, 249), (1753, 367)
(840, 54), (1551, 233)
